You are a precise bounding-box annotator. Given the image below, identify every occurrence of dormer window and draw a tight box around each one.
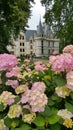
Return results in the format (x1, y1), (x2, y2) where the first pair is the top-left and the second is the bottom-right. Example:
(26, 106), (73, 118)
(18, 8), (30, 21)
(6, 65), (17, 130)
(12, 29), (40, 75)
(22, 36), (24, 40)
(20, 35), (22, 40)
(30, 40), (32, 43)
(20, 35), (24, 40)
(30, 45), (32, 49)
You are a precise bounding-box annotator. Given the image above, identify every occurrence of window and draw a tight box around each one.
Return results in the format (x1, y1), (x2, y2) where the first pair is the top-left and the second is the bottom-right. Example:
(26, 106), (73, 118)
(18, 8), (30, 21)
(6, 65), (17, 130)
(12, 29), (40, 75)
(20, 43), (21, 46)
(20, 35), (22, 40)
(52, 42), (54, 47)
(48, 42), (50, 47)
(22, 36), (24, 40)
(30, 45), (32, 49)
(11, 51), (14, 54)
(41, 40), (43, 54)
(23, 43), (24, 46)
(48, 49), (50, 54)
(30, 40), (32, 43)
(20, 48), (22, 52)
(23, 49), (25, 52)
(30, 51), (32, 55)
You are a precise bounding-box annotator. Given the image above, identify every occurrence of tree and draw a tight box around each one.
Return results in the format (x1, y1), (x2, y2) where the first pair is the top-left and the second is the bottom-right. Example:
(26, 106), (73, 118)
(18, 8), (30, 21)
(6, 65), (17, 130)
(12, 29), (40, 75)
(0, 0), (34, 53)
(41, 0), (73, 51)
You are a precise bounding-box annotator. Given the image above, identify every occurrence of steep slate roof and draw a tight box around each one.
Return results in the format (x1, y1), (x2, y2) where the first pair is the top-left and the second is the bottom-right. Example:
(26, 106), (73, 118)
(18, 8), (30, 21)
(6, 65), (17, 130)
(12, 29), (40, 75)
(37, 20), (43, 36)
(25, 30), (36, 41)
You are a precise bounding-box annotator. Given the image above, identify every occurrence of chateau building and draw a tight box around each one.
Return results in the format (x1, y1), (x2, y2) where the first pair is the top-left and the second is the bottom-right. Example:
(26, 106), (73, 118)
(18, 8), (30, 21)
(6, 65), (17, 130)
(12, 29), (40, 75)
(7, 20), (59, 57)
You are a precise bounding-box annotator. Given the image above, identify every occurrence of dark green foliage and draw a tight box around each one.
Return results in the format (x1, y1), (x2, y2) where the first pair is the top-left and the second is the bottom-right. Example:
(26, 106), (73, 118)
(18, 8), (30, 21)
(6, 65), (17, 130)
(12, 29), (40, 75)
(41, 0), (73, 51)
(0, 0), (34, 53)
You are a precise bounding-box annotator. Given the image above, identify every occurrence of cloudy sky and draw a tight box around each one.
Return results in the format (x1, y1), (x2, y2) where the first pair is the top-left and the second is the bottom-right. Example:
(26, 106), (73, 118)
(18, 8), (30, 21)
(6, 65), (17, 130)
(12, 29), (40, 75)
(27, 0), (45, 30)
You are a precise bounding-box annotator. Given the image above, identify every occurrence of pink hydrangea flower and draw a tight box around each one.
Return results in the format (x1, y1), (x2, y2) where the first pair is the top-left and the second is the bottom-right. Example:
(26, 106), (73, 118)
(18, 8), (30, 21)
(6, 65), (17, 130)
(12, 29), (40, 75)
(6, 98), (15, 105)
(21, 82), (48, 113)
(29, 90), (48, 112)
(34, 61), (43, 65)
(35, 64), (46, 71)
(6, 66), (21, 78)
(24, 59), (30, 63)
(52, 50), (59, 55)
(63, 44), (73, 57)
(50, 53), (73, 72)
(21, 89), (30, 104)
(6, 79), (19, 89)
(6, 71), (18, 78)
(32, 82), (46, 93)
(0, 54), (18, 71)
(23, 105), (31, 112)
(49, 55), (59, 65)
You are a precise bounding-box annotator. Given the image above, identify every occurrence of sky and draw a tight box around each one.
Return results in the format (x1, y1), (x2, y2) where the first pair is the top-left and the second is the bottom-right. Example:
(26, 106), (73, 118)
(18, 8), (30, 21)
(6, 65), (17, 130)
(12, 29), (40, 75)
(27, 0), (45, 30)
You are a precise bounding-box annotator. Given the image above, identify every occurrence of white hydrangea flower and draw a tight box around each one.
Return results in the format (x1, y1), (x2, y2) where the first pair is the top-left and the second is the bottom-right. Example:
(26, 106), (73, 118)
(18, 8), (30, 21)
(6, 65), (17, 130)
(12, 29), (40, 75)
(22, 113), (36, 124)
(57, 109), (73, 119)
(55, 86), (71, 98)
(15, 84), (27, 94)
(8, 104), (22, 118)
(0, 119), (6, 129)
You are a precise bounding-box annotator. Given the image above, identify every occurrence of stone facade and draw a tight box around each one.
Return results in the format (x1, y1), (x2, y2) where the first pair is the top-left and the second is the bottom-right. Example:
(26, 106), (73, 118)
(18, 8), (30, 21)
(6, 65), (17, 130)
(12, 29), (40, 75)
(7, 20), (59, 57)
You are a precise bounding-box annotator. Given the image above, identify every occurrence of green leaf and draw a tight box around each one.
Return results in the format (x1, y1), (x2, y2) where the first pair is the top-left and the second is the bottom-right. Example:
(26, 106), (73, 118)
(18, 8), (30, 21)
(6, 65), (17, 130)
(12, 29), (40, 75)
(22, 108), (29, 114)
(65, 102), (73, 112)
(0, 103), (5, 111)
(4, 117), (12, 128)
(11, 118), (20, 128)
(70, 92), (73, 99)
(14, 96), (20, 103)
(47, 114), (60, 124)
(11, 124), (30, 130)
(33, 115), (45, 127)
(19, 124), (30, 130)
(30, 126), (47, 130)
(45, 108), (60, 124)
(48, 99), (55, 106)
(50, 123), (61, 130)
(55, 77), (66, 86)
(11, 128), (20, 130)
(40, 106), (52, 117)
(4, 117), (20, 128)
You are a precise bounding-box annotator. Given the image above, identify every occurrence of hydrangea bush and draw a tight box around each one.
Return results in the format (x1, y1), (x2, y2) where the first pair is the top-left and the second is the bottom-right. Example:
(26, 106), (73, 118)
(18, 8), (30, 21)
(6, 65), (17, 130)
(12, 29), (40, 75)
(0, 45), (73, 130)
